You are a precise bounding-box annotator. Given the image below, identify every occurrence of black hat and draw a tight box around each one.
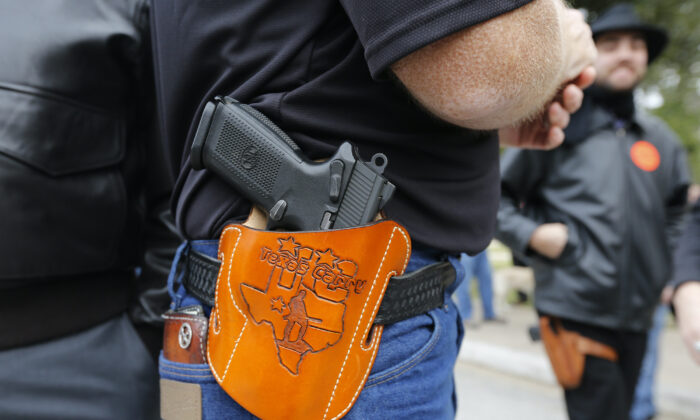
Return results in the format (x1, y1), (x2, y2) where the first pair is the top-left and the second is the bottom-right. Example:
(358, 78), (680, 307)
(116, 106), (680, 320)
(591, 3), (668, 63)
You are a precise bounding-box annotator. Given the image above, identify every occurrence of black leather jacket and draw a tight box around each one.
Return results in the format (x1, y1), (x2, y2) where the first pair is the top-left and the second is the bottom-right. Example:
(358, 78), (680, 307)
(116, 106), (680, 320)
(0, 0), (178, 348)
(497, 105), (689, 332)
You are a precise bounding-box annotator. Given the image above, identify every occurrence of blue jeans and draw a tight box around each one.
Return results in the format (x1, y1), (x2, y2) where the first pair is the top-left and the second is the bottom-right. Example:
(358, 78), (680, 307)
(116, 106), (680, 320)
(455, 251), (494, 320)
(629, 305), (667, 420)
(160, 241), (465, 419)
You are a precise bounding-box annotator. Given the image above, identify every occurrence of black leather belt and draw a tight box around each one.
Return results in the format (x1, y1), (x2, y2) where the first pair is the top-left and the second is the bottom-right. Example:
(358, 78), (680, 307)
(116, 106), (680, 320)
(183, 249), (456, 325)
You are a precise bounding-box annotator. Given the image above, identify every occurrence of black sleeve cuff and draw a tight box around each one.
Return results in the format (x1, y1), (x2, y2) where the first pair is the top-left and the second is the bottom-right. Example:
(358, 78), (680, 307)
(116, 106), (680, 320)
(365, 0), (534, 79)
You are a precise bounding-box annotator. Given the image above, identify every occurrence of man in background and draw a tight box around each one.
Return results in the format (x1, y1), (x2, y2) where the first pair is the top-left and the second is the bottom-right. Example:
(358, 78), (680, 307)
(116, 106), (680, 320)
(496, 4), (690, 419)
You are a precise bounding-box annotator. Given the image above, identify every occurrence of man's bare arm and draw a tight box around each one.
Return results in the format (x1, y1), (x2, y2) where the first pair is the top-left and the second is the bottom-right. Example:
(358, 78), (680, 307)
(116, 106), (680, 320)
(391, 0), (594, 131)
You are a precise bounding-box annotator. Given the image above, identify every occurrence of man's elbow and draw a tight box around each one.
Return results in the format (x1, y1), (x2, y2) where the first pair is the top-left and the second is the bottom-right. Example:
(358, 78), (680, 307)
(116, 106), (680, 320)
(391, 0), (565, 130)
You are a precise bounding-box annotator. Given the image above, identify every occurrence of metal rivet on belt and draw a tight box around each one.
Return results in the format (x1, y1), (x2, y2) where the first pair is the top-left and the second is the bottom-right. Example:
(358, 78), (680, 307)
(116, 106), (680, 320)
(179, 322), (193, 349)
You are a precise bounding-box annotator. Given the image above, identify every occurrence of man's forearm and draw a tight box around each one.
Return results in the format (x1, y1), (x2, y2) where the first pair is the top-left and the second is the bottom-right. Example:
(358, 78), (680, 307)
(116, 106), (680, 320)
(391, 0), (569, 130)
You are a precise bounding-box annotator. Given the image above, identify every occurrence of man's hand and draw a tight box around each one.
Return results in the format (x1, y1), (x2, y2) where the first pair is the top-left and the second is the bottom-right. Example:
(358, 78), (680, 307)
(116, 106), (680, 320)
(528, 223), (568, 259)
(498, 69), (594, 149)
(499, 8), (597, 150)
(660, 285), (674, 305)
(673, 282), (700, 365)
(392, 0), (596, 132)
(243, 206), (268, 229)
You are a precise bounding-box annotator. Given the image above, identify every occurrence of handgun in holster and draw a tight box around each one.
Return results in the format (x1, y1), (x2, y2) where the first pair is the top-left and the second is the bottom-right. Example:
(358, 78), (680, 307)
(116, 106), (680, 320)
(170, 97), (450, 419)
(190, 96), (395, 231)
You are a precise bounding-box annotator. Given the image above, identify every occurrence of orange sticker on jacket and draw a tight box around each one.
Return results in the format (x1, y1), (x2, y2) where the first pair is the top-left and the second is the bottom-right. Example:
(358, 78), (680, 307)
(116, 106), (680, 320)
(630, 141), (660, 172)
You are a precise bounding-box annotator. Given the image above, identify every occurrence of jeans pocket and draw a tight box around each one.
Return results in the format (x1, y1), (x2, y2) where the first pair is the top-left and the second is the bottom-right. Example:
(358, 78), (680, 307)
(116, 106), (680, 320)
(159, 354), (216, 384)
(364, 311), (441, 388)
(159, 354), (260, 420)
(159, 355), (212, 420)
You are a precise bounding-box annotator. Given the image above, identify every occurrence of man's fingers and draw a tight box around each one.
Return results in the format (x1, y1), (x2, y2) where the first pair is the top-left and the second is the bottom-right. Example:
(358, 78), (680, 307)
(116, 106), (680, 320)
(575, 66), (596, 89)
(548, 102), (570, 129)
(564, 8), (585, 21)
(561, 84), (584, 114)
(545, 126), (565, 150)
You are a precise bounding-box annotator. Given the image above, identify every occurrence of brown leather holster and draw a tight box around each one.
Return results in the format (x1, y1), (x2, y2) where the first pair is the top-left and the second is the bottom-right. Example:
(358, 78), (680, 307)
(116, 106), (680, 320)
(539, 316), (619, 389)
(207, 220), (410, 419)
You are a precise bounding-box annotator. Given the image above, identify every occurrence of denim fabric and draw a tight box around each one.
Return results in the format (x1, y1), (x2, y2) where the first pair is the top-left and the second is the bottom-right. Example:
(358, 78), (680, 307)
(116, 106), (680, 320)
(629, 305), (667, 420)
(160, 241), (464, 419)
(159, 357), (256, 420)
(455, 251), (495, 320)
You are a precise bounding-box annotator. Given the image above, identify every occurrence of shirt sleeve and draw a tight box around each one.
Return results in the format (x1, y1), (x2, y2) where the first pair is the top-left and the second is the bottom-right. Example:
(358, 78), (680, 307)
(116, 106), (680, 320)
(339, 0), (535, 79)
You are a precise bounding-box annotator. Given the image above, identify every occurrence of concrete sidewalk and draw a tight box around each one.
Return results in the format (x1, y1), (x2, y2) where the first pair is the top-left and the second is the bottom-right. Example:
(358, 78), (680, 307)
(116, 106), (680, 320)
(457, 304), (700, 419)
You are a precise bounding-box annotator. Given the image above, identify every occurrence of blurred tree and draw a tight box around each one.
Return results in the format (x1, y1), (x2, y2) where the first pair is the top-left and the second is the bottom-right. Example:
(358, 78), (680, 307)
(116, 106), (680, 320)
(572, 0), (700, 180)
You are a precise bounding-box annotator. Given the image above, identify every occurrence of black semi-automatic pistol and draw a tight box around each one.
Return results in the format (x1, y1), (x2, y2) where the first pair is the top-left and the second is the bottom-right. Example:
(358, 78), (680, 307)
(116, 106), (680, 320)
(190, 96), (395, 231)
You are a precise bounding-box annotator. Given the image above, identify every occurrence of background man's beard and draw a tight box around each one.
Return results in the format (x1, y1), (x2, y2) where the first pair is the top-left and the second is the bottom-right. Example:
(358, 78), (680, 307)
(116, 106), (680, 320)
(598, 63), (643, 92)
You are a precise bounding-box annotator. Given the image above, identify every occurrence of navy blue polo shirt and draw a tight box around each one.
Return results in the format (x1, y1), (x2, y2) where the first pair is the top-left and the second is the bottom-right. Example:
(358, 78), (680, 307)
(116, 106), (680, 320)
(150, 0), (533, 254)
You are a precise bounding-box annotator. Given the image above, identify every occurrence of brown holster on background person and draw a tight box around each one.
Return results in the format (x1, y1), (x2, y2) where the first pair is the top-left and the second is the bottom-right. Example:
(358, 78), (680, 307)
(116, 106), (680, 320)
(539, 316), (618, 389)
(207, 220), (410, 419)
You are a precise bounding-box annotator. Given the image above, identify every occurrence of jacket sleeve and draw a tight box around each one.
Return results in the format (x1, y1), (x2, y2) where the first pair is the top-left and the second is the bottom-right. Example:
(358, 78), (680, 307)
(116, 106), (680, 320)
(124, 0), (183, 358)
(495, 148), (547, 260)
(664, 139), (691, 253)
(673, 200), (700, 289)
(128, 0), (181, 330)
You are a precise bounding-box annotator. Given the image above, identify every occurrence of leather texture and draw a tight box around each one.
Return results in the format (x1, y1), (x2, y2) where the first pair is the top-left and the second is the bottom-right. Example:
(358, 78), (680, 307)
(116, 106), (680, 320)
(0, 271), (131, 349)
(183, 250), (454, 325)
(576, 335), (618, 362)
(207, 221), (410, 419)
(163, 309), (209, 364)
(0, 1), (180, 347)
(539, 316), (618, 389)
(184, 250), (222, 305)
(0, 1), (177, 283)
(373, 261), (454, 324)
